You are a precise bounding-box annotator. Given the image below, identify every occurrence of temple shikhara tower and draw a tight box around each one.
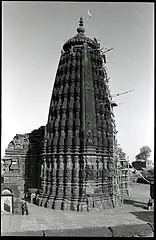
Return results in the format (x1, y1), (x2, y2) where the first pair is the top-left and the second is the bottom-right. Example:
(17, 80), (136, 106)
(2, 17), (129, 214)
(37, 17), (125, 211)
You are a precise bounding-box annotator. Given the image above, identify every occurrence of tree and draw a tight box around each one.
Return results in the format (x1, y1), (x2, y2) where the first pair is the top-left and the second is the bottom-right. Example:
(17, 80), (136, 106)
(135, 146), (152, 162)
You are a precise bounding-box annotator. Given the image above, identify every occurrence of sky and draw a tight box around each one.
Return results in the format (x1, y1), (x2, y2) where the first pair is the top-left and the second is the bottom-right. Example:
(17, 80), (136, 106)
(2, 2), (154, 162)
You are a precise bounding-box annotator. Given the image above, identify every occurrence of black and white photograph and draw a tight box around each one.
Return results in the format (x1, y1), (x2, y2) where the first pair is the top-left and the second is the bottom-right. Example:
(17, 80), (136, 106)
(2, 1), (154, 237)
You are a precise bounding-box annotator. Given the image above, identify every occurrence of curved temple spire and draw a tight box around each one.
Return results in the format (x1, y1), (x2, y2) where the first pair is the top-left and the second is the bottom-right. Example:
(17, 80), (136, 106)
(36, 17), (127, 212)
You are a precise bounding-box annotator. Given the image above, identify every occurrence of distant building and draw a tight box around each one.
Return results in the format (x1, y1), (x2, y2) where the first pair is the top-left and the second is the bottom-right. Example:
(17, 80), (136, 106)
(132, 160), (145, 171)
(132, 159), (154, 171)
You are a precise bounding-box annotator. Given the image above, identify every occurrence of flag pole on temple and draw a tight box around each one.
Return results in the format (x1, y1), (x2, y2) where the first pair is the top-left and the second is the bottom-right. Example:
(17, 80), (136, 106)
(86, 9), (92, 30)
(87, 9), (92, 21)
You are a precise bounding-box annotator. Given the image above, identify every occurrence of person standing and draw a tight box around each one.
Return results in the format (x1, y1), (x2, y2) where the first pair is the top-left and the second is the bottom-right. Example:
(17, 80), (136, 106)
(24, 202), (29, 215)
(21, 202), (25, 215)
(86, 194), (91, 212)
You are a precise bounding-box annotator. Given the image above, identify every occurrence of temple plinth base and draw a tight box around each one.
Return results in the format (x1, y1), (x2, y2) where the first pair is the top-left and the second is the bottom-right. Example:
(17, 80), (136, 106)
(38, 197), (43, 206)
(47, 198), (54, 209)
(53, 199), (63, 210)
(36, 194), (123, 211)
(35, 196), (40, 205)
(116, 195), (123, 207)
(62, 199), (71, 211)
(41, 197), (48, 207)
(93, 199), (103, 210)
(71, 200), (78, 211)
(81, 202), (88, 212)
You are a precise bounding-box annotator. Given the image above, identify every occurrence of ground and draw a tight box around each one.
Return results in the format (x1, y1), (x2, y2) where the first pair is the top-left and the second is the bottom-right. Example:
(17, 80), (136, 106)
(1, 183), (154, 236)
(129, 182), (150, 202)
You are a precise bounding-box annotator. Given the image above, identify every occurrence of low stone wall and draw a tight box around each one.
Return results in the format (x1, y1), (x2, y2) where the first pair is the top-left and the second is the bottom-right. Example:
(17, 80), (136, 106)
(3, 223), (154, 237)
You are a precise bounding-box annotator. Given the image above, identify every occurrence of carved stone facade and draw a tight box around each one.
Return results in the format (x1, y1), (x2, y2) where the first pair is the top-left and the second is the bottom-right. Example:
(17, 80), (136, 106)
(37, 18), (125, 211)
(2, 18), (128, 213)
(2, 126), (44, 214)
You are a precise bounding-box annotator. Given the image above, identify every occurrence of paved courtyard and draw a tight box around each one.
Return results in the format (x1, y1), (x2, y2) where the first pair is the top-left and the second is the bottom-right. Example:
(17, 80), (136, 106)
(1, 183), (154, 236)
(1, 202), (154, 234)
(128, 183), (150, 202)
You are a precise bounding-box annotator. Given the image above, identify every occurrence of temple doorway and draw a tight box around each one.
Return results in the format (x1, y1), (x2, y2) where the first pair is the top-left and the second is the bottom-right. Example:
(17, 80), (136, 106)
(1, 189), (13, 214)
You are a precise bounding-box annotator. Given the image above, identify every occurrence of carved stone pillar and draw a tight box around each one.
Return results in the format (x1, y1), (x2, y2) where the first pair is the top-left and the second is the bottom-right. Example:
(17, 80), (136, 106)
(71, 155), (79, 211)
(78, 155), (86, 211)
(42, 157), (47, 195)
(47, 156), (51, 196)
(97, 156), (102, 192)
(60, 110), (66, 152)
(41, 156), (49, 207)
(53, 155), (64, 210)
(48, 155), (57, 209)
(63, 155), (72, 210)
(74, 88), (80, 152)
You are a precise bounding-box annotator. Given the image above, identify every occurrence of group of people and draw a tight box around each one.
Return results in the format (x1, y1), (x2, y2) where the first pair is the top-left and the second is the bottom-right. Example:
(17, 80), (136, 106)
(21, 202), (29, 215)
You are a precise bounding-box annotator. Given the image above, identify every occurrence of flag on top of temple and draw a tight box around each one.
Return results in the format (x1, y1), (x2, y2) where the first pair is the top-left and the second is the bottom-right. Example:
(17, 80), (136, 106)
(88, 9), (92, 18)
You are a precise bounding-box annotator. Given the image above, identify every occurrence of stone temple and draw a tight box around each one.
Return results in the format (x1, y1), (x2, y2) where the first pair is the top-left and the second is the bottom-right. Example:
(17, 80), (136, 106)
(36, 17), (127, 211)
(2, 17), (129, 214)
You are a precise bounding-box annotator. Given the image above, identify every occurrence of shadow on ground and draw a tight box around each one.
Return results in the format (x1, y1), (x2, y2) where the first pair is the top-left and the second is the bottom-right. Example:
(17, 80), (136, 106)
(130, 211), (154, 223)
(123, 199), (147, 209)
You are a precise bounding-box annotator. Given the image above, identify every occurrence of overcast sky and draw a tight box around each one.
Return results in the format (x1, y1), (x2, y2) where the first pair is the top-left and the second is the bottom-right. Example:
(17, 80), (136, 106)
(2, 2), (154, 161)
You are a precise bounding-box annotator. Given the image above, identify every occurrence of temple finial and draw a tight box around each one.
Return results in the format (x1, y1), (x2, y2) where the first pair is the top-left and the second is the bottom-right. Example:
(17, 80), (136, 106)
(77, 17), (85, 35)
(79, 17), (83, 27)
